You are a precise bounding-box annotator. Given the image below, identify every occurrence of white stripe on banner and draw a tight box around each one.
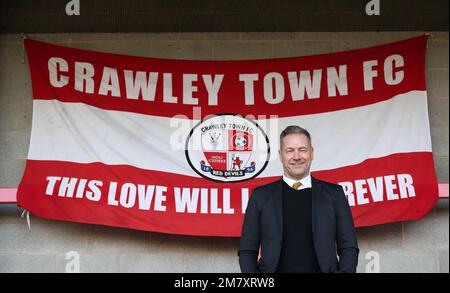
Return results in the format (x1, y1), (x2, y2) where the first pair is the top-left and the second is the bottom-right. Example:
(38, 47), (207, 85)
(28, 90), (432, 177)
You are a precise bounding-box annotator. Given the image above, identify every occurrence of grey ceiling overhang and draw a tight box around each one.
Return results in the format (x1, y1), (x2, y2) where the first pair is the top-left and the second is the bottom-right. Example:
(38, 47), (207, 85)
(1, 0), (448, 34)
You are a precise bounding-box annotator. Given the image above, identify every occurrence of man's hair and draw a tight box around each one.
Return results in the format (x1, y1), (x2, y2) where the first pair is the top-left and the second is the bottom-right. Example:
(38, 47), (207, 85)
(279, 126), (312, 148)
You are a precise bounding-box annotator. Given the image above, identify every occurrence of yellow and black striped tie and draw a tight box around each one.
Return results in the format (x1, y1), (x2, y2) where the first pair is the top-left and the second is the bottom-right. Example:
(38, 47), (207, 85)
(292, 181), (302, 190)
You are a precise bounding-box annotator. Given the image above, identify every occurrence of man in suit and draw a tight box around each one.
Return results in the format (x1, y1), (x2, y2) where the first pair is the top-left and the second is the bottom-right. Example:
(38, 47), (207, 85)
(239, 126), (359, 273)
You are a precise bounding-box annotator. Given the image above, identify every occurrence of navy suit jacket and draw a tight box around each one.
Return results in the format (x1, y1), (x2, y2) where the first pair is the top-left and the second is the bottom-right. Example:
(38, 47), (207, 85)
(238, 177), (359, 273)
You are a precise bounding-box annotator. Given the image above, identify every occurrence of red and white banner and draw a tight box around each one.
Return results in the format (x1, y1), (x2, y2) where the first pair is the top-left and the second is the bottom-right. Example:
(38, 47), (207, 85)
(17, 36), (438, 236)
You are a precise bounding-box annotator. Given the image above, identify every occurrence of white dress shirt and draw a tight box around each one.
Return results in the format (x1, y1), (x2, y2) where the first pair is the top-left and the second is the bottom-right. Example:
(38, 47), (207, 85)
(283, 173), (312, 190)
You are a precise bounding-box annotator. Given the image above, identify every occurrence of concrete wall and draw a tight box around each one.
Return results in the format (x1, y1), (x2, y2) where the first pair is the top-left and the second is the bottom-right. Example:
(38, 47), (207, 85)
(0, 32), (448, 273)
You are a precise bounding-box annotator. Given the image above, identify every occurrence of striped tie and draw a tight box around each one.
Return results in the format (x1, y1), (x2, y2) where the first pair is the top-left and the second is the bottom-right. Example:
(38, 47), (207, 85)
(292, 181), (302, 190)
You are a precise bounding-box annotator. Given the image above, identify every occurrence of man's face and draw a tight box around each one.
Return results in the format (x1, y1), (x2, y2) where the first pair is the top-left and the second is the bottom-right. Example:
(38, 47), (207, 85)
(279, 133), (314, 180)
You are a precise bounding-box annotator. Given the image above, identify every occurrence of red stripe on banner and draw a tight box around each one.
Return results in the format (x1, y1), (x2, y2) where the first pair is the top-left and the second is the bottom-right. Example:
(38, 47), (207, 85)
(313, 152), (439, 227)
(17, 152), (438, 236)
(25, 36), (427, 119)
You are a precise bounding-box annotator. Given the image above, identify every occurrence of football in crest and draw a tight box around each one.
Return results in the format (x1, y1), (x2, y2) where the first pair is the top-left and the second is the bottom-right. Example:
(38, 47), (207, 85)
(234, 135), (247, 148)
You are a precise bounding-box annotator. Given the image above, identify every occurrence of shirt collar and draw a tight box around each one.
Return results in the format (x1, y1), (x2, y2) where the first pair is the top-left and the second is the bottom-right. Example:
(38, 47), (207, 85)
(283, 173), (312, 190)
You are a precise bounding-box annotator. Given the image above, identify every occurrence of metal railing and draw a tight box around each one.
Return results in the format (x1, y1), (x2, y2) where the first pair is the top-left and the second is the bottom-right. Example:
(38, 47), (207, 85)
(1, 184), (448, 203)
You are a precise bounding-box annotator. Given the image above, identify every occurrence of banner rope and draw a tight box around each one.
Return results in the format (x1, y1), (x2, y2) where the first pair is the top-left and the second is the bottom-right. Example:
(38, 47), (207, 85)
(20, 209), (31, 231)
(21, 33), (28, 64)
(425, 32), (434, 48)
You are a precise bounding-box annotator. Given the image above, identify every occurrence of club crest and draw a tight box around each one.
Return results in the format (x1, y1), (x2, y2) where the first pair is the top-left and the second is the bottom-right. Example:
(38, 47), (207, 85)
(185, 114), (270, 183)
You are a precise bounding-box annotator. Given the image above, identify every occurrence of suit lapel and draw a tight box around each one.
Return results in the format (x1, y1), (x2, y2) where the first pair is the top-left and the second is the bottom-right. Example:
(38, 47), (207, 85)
(272, 178), (284, 233)
(311, 177), (322, 236)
